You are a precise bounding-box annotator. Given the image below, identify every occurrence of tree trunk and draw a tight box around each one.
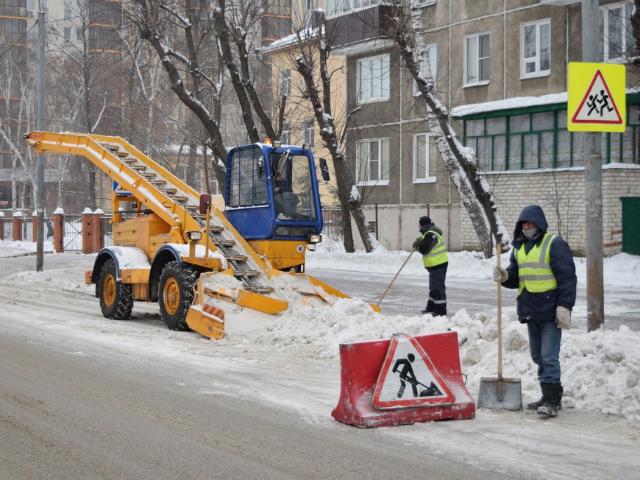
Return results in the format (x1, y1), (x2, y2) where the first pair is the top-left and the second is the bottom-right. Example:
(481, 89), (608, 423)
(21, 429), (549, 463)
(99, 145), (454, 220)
(391, 6), (509, 256)
(293, 38), (373, 252)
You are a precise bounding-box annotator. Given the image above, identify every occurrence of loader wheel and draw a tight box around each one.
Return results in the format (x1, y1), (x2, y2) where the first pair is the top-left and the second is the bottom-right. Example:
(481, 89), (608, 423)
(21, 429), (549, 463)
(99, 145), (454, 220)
(158, 261), (199, 331)
(98, 259), (133, 320)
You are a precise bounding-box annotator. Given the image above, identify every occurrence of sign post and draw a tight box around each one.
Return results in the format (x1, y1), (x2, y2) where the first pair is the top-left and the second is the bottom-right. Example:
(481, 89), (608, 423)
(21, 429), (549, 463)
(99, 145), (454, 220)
(568, 60), (626, 332)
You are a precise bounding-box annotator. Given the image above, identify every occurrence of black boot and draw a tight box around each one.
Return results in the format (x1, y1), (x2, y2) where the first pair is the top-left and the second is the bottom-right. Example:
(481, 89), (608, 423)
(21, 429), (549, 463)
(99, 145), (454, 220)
(537, 383), (563, 418)
(432, 304), (447, 317)
(528, 384), (563, 411)
(422, 301), (434, 315)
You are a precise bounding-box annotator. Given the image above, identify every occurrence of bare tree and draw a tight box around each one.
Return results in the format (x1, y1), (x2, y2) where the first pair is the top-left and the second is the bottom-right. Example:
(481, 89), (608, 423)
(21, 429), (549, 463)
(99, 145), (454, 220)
(47, 0), (120, 208)
(287, 14), (375, 252)
(131, 0), (292, 191)
(388, 1), (510, 256)
(130, 0), (233, 189)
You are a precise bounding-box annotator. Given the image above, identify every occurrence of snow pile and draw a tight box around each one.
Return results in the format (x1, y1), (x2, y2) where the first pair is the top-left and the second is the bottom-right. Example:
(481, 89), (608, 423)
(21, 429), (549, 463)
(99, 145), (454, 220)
(0, 240), (54, 257)
(307, 240), (640, 287)
(247, 294), (640, 421)
(574, 253), (640, 289)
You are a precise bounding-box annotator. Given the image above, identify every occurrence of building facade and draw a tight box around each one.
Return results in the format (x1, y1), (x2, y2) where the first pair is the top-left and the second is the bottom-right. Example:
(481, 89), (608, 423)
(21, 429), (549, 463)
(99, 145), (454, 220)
(0, 0), (31, 210)
(318, 0), (640, 255)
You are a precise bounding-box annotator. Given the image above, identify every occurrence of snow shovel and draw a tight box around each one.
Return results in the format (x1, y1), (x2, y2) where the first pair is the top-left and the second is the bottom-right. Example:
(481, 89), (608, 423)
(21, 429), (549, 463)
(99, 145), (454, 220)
(376, 250), (415, 307)
(477, 244), (523, 411)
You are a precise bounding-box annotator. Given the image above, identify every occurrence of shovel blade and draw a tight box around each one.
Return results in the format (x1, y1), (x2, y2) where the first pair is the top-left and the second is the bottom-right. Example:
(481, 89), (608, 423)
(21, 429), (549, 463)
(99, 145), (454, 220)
(477, 377), (523, 411)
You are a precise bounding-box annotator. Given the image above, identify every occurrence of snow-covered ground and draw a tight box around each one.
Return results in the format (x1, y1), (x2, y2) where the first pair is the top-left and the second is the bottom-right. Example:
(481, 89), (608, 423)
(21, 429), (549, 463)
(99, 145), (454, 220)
(0, 240), (54, 258)
(1, 241), (639, 479)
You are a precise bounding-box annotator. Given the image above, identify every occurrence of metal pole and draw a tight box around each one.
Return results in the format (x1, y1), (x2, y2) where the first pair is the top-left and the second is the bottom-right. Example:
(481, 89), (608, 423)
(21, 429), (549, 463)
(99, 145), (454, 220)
(35, 0), (47, 272)
(581, 0), (604, 331)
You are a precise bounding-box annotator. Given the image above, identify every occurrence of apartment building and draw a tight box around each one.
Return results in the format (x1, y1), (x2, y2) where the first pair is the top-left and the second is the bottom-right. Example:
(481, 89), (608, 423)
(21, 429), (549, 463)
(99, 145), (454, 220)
(317, 0), (640, 255)
(0, 0), (30, 209)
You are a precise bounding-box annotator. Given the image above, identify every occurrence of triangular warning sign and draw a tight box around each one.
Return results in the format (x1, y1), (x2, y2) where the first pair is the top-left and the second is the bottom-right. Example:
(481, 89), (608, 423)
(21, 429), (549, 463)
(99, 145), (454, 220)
(371, 334), (454, 410)
(571, 70), (623, 125)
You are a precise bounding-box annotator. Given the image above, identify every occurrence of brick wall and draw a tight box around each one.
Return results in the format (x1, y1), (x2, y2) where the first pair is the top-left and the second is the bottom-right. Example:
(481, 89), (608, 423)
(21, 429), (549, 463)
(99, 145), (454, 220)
(460, 166), (640, 256)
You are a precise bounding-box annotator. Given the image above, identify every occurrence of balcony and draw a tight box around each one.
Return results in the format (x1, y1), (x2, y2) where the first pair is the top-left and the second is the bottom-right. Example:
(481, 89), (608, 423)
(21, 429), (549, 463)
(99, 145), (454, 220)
(326, 5), (396, 48)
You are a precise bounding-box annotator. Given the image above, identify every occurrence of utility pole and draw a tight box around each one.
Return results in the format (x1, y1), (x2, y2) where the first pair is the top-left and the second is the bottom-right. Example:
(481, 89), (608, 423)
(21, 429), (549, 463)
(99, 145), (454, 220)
(581, 0), (605, 331)
(35, 0), (47, 272)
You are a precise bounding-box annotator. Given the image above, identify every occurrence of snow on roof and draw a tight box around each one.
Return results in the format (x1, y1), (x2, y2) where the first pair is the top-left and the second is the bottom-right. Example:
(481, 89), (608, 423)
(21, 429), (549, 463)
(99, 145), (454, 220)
(451, 92), (567, 118)
(451, 87), (640, 118)
(261, 26), (321, 53)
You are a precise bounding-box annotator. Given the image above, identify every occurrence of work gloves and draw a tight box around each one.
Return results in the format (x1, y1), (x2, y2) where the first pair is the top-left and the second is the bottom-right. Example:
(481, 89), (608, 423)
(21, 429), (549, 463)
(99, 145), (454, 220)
(493, 266), (508, 283)
(556, 306), (572, 329)
(412, 238), (420, 250)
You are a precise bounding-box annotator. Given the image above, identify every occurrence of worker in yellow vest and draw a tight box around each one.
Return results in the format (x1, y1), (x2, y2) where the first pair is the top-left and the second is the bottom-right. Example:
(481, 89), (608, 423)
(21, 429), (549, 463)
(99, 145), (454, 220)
(493, 205), (576, 418)
(413, 216), (448, 316)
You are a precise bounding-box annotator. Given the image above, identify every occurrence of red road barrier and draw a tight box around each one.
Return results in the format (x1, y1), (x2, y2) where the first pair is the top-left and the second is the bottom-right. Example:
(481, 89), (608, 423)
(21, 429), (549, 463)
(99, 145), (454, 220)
(332, 332), (475, 428)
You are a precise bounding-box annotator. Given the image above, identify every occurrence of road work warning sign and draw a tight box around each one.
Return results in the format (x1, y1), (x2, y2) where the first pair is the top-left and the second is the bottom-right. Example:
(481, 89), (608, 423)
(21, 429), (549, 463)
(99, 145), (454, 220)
(568, 62), (626, 133)
(371, 334), (454, 409)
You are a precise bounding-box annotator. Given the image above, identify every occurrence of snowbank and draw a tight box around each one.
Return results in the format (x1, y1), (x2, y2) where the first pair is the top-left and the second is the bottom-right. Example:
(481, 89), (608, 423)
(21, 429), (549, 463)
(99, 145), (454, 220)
(307, 240), (640, 288)
(0, 240), (54, 258)
(250, 295), (640, 422)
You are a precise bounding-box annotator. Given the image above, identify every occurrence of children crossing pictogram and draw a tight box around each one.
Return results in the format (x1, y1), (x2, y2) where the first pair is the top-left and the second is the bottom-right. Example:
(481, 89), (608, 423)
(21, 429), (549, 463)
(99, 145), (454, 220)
(571, 70), (622, 125)
(371, 334), (454, 409)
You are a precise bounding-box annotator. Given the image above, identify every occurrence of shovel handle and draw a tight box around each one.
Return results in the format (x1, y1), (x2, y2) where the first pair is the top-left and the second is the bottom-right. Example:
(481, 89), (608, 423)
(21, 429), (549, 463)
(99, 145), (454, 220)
(497, 243), (503, 380)
(376, 250), (415, 307)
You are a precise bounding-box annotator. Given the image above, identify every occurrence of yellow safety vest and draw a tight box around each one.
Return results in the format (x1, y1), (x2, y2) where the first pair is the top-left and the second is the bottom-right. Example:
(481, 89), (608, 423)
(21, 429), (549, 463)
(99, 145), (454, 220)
(515, 232), (558, 294)
(422, 230), (448, 268)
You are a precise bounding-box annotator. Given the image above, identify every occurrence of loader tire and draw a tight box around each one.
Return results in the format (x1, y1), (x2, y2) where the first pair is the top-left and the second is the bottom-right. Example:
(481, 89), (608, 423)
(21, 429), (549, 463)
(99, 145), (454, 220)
(98, 259), (133, 320)
(158, 261), (199, 331)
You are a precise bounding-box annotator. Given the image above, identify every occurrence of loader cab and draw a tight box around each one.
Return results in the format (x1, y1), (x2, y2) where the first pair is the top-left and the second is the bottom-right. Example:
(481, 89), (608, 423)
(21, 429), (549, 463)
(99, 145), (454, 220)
(224, 143), (323, 241)
(224, 143), (323, 270)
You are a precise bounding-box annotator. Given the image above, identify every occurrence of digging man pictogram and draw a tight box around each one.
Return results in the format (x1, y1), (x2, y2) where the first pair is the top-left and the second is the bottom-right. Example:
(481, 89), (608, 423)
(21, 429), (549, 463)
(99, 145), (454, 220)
(392, 353), (443, 399)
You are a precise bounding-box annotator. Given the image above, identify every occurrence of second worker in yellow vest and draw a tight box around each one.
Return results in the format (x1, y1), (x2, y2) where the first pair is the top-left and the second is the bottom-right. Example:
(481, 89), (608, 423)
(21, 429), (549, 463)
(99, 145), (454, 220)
(412, 216), (448, 316)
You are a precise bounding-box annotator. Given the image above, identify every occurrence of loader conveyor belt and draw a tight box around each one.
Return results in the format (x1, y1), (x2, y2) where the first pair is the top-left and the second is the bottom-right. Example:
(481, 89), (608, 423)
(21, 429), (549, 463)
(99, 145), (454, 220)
(26, 131), (274, 294)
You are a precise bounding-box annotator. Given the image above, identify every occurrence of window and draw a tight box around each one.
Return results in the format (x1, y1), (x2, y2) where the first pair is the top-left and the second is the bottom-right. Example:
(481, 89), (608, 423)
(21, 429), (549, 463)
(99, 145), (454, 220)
(303, 120), (314, 147)
(228, 146), (268, 208)
(266, 0), (291, 16)
(64, 27), (71, 42)
(414, 43), (437, 95)
(280, 69), (291, 97)
(415, 0), (436, 5)
(521, 19), (550, 78)
(601, 2), (634, 61)
(356, 138), (390, 185)
(413, 133), (437, 183)
(462, 105), (640, 172)
(293, 0), (315, 27)
(357, 53), (390, 103)
(64, 0), (71, 19)
(464, 33), (490, 86)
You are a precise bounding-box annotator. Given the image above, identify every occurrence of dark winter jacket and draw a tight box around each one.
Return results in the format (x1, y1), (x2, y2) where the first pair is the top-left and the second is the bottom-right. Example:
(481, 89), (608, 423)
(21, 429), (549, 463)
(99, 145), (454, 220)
(502, 205), (577, 323)
(414, 223), (448, 271)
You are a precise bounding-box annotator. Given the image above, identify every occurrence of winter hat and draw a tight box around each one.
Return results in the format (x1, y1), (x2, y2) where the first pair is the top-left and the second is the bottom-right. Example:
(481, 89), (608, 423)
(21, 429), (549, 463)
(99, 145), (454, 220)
(419, 216), (431, 226)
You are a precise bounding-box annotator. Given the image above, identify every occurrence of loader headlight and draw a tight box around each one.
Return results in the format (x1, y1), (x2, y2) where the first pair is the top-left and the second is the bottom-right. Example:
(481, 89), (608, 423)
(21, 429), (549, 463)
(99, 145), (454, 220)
(308, 234), (322, 244)
(187, 230), (202, 241)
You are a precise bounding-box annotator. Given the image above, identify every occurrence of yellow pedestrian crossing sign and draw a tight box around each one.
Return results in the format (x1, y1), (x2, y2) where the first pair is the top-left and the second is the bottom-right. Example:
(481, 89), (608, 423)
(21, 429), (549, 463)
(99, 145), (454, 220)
(568, 62), (626, 133)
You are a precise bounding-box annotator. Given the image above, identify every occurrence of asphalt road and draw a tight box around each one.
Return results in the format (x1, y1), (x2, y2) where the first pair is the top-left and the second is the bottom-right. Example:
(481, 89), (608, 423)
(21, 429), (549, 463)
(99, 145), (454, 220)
(0, 328), (502, 480)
